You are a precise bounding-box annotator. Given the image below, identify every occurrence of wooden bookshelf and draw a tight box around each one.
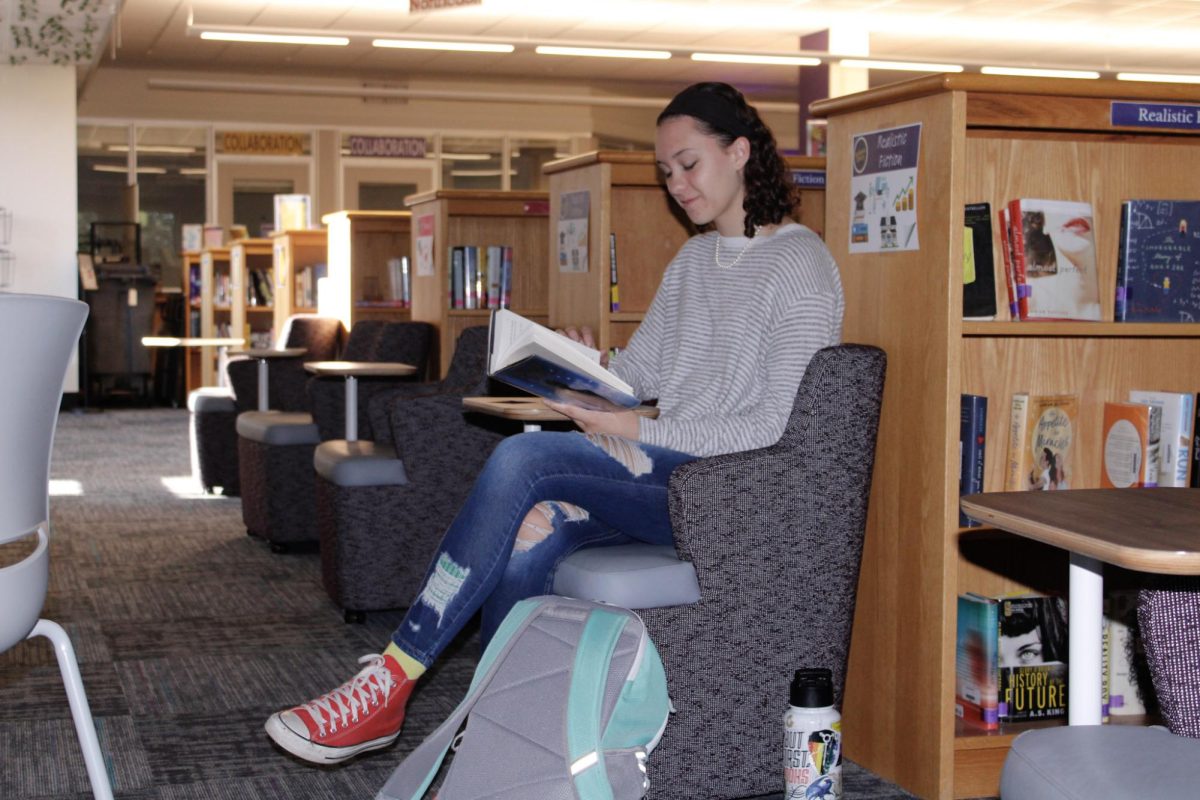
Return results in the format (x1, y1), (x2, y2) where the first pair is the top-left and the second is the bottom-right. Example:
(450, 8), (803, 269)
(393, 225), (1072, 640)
(812, 73), (1200, 799)
(199, 246), (232, 386)
(321, 210), (413, 330)
(270, 228), (328, 334)
(404, 190), (549, 377)
(542, 151), (827, 352)
(230, 238), (275, 350)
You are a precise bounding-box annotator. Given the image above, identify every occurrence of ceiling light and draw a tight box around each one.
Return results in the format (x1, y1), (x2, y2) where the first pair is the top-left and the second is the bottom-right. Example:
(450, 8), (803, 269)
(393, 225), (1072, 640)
(441, 152), (493, 161)
(450, 169), (517, 177)
(691, 53), (820, 67)
(179, 168), (208, 176)
(981, 66), (1099, 80)
(108, 144), (198, 154)
(199, 31), (349, 46)
(1117, 72), (1200, 84)
(535, 45), (671, 60)
(840, 59), (963, 73)
(92, 164), (168, 174)
(373, 39), (514, 53)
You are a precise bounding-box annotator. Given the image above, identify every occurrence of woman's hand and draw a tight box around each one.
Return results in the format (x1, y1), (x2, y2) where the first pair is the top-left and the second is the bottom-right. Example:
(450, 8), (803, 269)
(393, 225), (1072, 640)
(556, 325), (609, 368)
(544, 400), (639, 439)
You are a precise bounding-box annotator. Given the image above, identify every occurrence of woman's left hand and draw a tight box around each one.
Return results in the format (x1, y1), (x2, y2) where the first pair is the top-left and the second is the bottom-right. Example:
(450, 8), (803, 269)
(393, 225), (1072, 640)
(544, 400), (640, 439)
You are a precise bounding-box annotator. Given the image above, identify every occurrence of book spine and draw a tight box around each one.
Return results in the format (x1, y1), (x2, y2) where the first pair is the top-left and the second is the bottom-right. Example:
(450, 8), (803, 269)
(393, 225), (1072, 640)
(997, 208), (1018, 319)
(609, 232), (620, 312)
(450, 246), (465, 309)
(1006, 200), (1030, 320)
(959, 394), (987, 527)
(1144, 404), (1162, 488)
(487, 246), (502, 310)
(500, 246), (513, 309)
(1005, 393), (1030, 491)
(954, 594), (1000, 730)
(1115, 201), (1131, 322)
(464, 246), (479, 309)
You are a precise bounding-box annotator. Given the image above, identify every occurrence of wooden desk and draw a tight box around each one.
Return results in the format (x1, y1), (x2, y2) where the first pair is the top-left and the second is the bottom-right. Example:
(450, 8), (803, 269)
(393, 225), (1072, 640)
(462, 396), (659, 432)
(961, 488), (1200, 726)
(304, 360), (417, 441)
(142, 336), (245, 391)
(230, 347), (306, 411)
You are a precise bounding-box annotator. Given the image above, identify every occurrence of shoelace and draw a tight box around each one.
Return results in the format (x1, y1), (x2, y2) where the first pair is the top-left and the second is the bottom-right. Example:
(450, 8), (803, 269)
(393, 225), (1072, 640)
(302, 654), (396, 735)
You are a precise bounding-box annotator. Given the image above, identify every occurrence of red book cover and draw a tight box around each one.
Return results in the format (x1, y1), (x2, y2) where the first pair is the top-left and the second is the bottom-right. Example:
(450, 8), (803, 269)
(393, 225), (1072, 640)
(1006, 199), (1031, 320)
(997, 207), (1018, 320)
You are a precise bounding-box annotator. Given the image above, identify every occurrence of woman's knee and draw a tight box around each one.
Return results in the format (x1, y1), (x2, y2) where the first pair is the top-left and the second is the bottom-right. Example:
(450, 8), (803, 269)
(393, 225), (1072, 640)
(513, 500), (589, 553)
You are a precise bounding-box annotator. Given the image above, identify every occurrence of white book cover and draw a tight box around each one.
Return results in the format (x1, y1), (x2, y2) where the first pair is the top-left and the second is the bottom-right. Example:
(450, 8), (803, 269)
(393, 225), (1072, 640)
(1129, 390), (1194, 487)
(1013, 198), (1101, 321)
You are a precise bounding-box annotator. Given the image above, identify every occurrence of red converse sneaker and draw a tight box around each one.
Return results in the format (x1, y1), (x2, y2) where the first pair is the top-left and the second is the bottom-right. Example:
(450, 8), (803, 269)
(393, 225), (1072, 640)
(265, 653), (415, 764)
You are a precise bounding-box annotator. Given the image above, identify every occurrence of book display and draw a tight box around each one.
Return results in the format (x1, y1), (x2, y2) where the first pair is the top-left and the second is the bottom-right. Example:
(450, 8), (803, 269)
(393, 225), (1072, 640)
(321, 210), (413, 328)
(405, 190), (549, 377)
(542, 151), (827, 354)
(270, 228), (328, 335)
(229, 238), (275, 350)
(1116, 199), (1200, 323)
(813, 75), (1200, 799)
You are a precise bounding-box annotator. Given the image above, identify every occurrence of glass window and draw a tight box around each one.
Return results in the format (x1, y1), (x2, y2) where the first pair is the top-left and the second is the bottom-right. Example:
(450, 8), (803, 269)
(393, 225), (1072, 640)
(233, 180), (294, 238)
(510, 138), (573, 191)
(134, 126), (207, 289)
(441, 136), (503, 190)
(77, 124), (131, 254)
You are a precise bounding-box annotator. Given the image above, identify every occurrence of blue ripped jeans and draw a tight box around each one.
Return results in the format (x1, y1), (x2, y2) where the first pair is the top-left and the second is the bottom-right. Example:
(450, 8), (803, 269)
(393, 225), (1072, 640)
(390, 431), (697, 667)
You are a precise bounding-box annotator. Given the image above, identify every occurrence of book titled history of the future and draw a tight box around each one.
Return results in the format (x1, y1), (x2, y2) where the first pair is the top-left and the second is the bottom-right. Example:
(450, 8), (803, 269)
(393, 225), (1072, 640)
(487, 309), (640, 412)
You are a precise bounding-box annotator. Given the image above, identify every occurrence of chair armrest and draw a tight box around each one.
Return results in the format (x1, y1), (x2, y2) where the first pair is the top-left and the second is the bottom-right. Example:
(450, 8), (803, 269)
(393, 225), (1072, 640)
(389, 393), (516, 487)
(366, 383), (449, 447)
(308, 374), (427, 442)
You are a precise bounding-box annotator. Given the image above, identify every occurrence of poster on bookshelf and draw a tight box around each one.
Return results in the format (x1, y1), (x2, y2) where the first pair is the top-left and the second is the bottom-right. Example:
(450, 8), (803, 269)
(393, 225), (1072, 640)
(848, 123), (921, 254)
(558, 190), (589, 273)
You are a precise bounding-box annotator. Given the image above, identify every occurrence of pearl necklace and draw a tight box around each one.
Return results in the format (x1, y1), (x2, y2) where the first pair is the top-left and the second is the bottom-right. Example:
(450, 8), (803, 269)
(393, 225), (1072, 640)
(714, 226), (765, 269)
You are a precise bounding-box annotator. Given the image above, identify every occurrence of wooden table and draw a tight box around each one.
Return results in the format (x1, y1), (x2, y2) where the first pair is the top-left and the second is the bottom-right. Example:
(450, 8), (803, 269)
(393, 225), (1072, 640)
(304, 360), (416, 441)
(462, 396), (659, 432)
(142, 336), (245, 391)
(229, 347), (306, 411)
(961, 488), (1200, 726)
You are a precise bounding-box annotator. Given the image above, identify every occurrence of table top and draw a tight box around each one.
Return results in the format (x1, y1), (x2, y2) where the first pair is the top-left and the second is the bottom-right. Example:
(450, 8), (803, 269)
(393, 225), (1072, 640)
(303, 360), (417, 377)
(142, 336), (245, 348)
(461, 396), (660, 421)
(231, 347), (307, 358)
(960, 488), (1200, 574)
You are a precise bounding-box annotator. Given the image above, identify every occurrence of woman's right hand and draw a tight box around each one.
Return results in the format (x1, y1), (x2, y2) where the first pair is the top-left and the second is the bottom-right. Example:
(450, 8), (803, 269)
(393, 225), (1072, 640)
(556, 325), (609, 367)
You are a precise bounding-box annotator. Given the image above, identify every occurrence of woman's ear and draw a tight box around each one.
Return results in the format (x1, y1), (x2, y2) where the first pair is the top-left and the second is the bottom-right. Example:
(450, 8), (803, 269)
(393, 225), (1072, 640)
(730, 136), (751, 169)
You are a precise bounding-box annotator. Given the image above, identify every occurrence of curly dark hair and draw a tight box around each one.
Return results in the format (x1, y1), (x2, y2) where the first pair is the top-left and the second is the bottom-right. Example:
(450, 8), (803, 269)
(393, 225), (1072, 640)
(656, 82), (796, 238)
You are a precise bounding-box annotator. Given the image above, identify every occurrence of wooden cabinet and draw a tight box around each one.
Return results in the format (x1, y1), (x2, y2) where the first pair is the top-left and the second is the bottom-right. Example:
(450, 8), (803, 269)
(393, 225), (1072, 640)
(542, 151), (827, 352)
(321, 210), (413, 330)
(230, 238), (275, 349)
(812, 74), (1200, 799)
(405, 190), (549, 377)
(270, 229), (328, 335)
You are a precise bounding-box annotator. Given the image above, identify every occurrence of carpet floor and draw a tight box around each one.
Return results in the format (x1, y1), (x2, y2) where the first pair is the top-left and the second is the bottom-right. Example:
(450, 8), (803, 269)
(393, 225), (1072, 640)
(0, 408), (918, 799)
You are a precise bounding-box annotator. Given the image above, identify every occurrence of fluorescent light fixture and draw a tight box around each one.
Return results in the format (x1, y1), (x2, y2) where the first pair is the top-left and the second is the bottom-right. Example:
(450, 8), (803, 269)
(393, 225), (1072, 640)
(179, 168), (208, 176)
(199, 31), (349, 46)
(441, 152), (493, 161)
(49, 479), (83, 496)
(981, 66), (1099, 80)
(1117, 72), (1200, 84)
(840, 59), (963, 73)
(691, 52), (820, 66)
(92, 164), (168, 174)
(535, 45), (671, 60)
(108, 144), (198, 154)
(450, 169), (517, 177)
(373, 39), (514, 53)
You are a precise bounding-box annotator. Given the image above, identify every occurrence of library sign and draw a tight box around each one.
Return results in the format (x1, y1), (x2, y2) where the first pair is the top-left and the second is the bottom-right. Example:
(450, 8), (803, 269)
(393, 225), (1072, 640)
(1111, 101), (1200, 131)
(219, 132), (307, 156)
(848, 122), (922, 254)
(347, 136), (428, 159)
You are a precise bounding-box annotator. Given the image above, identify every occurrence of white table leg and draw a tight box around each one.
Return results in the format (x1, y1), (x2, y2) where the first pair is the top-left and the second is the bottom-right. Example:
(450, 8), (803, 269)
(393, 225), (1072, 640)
(256, 359), (269, 412)
(345, 375), (358, 442)
(523, 422), (542, 433)
(1068, 551), (1104, 725)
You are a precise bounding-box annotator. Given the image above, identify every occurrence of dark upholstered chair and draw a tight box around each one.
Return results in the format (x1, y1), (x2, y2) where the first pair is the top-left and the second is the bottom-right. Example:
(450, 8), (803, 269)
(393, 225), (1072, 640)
(188, 316), (343, 495)
(1000, 578), (1200, 799)
(316, 326), (523, 621)
(547, 344), (887, 800)
(236, 321), (432, 551)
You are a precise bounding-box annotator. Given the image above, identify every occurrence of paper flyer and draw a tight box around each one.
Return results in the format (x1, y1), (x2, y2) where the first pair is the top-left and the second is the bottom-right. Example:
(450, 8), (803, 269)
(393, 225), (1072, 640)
(849, 123), (922, 254)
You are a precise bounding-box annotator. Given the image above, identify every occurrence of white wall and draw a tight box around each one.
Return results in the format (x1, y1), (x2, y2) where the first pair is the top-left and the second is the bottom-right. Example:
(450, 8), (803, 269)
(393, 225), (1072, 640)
(0, 65), (80, 392)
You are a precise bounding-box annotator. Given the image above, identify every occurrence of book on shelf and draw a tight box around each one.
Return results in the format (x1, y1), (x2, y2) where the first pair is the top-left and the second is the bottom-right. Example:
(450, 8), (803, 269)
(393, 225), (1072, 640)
(500, 246), (513, 309)
(182, 223), (203, 252)
(449, 246), (465, 309)
(1101, 401), (1162, 488)
(464, 246), (480, 309)
(1115, 200), (1200, 323)
(1006, 198), (1102, 321)
(1005, 393), (1079, 491)
(273, 194), (312, 232)
(386, 256), (410, 307)
(962, 203), (997, 319)
(997, 206), (1023, 320)
(955, 593), (1001, 730)
(487, 308), (640, 412)
(609, 232), (621, 313)
(1105, 589), (1156, 717)
(959, 394), (988, 527)
(486, 246), (503, 310)
(998, 594), (1069, 723)
(1128, 390), (1194, 487)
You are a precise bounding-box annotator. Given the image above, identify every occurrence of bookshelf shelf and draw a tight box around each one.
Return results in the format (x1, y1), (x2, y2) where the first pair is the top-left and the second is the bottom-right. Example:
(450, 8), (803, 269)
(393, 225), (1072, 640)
(322, 210), (413, 330)
(199, 246), (232, 386)
(813, 74), (1200, 800)
(270, 229), (328, 336)
(230, 238), (276, 351)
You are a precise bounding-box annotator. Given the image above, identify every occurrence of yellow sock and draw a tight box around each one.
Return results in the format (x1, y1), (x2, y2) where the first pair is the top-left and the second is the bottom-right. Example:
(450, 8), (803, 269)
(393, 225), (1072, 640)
(384, 641), (426, 680)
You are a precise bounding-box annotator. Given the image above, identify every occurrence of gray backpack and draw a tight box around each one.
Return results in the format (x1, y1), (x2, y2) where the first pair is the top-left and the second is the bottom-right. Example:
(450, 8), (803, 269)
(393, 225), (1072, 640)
(376, 595), (672, 800)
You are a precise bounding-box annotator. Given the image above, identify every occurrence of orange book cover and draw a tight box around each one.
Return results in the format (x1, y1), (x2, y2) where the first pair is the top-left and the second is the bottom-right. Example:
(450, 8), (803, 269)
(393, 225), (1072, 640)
(1101, 402), (1162, 488)
(1007, 393), (1078, 491)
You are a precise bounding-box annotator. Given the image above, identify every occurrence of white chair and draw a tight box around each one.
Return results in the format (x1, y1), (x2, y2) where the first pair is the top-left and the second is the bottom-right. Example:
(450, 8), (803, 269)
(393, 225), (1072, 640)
(0, 292), (113, 800)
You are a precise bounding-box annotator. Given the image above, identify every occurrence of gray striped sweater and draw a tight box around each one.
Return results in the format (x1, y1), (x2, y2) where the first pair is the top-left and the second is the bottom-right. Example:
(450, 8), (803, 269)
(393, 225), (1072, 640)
(610, 223), (844, 457)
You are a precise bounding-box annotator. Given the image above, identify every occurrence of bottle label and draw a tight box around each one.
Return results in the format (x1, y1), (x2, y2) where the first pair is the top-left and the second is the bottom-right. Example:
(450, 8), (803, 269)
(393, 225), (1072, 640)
(784, 715), (842, 800)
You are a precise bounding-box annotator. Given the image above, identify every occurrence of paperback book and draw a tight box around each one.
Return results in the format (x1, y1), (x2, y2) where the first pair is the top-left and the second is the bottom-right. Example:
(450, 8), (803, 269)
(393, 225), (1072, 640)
(1128, 390), (1193, 487)
(997, 595), (1069, 722)
(1115, 200), (1200, 323)
(1101, 401), (1162, 488)
(1006, 199), (1102, 321)
(959, 394), (987, 527)
(1005, 393), (1079, 491)
(955, 593), (1001, 730)
(963, 203), (998, 319)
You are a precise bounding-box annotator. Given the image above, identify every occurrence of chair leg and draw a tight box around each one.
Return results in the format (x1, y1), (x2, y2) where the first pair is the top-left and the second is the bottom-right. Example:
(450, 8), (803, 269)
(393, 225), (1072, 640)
(31, 620), (114, 800)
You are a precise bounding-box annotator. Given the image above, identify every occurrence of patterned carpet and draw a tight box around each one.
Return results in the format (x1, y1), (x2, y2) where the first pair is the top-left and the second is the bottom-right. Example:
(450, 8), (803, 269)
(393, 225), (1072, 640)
(0, 408), (918, 799)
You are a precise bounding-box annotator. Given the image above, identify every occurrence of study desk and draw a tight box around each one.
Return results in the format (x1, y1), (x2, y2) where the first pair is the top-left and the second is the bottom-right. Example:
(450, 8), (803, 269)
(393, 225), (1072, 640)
(461, 396), (659, 432)
(303, 361), (417, 442)
(229, 347), (306, 411)
(141, 336), (245, 392)
(960, 488), (1200, 726)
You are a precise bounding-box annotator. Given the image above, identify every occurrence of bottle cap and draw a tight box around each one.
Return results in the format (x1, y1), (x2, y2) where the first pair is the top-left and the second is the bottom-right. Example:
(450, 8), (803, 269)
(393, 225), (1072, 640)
(790, 667), (834, 708)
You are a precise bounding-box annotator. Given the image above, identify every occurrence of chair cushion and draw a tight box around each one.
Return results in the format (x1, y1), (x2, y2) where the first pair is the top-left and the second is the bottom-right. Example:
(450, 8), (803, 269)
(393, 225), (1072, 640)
(1001, 725), (1200, 800)
(552, 543), (701, 609)
(314, 440), (408, 487)
(187, 387), (236, 413)
(236, 411), (320, 446)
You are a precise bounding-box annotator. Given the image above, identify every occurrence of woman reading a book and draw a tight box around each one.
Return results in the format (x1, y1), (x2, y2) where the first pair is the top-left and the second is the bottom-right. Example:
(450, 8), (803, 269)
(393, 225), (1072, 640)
(265, 81), (846, 766)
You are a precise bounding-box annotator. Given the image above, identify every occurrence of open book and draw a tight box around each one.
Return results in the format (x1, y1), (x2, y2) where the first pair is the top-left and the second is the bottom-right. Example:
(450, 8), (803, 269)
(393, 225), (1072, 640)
(487, 309), (641, 412)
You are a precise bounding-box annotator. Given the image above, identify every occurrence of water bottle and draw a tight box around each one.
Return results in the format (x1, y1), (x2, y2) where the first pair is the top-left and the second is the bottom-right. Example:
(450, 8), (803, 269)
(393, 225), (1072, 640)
(783, 667), (842, 800)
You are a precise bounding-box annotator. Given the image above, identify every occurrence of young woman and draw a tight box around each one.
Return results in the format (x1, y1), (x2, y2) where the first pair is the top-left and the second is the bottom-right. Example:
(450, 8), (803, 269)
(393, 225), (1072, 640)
(265, 81), (845, 765)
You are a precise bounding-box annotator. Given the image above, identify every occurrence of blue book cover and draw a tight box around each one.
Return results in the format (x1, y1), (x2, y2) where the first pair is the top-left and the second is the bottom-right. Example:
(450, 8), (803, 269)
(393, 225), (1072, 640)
(1116, 200), (1200, 322)
(959, 394), (988, 527)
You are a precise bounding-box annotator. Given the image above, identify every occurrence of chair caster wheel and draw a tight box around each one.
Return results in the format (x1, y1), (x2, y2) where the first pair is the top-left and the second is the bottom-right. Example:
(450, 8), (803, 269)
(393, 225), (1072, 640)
(344, 610), (365, 624)
(269, 542), (289, 554)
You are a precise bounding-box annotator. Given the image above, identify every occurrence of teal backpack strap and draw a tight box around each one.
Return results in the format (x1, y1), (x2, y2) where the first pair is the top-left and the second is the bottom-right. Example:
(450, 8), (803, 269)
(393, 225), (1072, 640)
(566, 608), (629, 800)
(375, 598), (543, 800)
